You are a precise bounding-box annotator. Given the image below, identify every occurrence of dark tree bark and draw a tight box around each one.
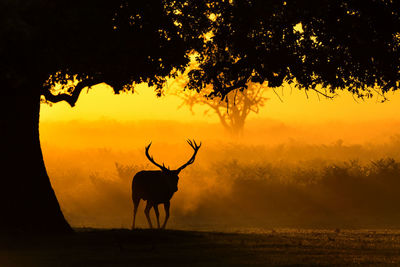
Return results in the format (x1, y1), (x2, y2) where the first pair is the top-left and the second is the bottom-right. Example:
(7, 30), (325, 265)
(0, 80), (72, 233)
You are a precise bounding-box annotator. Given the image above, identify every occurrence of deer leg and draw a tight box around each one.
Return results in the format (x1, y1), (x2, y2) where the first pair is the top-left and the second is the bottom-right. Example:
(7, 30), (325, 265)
(132, 197), (140, 230)
(144, 201), (153, 229)
(153, 204), (160, 229)
(161, 201), (170, 229)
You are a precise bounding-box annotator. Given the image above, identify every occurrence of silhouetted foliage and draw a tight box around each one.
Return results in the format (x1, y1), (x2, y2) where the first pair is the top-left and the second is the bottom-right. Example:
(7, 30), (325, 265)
(0, 0), (210, 103)
(187, 0), (400, 100)
(2, 0), (395, 106)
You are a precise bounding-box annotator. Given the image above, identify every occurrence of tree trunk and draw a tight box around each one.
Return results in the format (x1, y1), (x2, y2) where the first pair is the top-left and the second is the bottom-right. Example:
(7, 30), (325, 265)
(1, 83), (72, 233)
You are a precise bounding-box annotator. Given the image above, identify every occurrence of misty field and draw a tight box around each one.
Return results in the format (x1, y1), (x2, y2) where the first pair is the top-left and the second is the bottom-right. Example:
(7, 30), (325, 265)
(39, 120), (400, 229)
(1, 228), (400, 266)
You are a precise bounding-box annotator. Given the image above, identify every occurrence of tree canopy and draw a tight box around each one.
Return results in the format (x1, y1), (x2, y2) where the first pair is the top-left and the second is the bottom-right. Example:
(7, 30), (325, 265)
(2, 0), (399, 103)
(187, 0), (400, 100)
(1, 0), (210, 104)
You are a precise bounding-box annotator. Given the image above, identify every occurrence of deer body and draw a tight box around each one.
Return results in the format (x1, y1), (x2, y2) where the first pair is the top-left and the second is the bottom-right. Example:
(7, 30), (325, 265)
(132, 170), (178, 203)
(131, 140), (201, 229)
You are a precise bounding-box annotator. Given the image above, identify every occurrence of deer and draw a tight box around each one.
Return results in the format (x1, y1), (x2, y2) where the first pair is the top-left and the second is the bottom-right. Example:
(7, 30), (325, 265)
(131, 140), (201, 229)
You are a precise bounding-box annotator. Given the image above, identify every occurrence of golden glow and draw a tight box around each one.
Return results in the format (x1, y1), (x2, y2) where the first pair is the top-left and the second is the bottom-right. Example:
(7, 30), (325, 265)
(41, 83), (211, 122)
(261, 87), (400, 123)
(40, 83), (400, 124)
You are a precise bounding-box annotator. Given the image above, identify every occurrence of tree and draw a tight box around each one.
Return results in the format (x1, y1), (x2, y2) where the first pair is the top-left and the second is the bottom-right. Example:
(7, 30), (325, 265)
(0, 0), (209, 233)
(173, 77), (269, 136)
(187, 0), (400, 100)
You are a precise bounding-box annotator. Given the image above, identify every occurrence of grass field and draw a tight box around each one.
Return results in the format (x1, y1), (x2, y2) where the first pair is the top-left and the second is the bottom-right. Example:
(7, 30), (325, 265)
(0, 228), (400, 266)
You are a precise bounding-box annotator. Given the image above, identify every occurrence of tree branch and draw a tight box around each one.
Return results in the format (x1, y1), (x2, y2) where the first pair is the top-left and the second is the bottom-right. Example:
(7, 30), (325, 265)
(42, 78), (103, 107)
(309, 87), (336, 99)
(223, 79), (248, 95)
(272, 88), (284, 102)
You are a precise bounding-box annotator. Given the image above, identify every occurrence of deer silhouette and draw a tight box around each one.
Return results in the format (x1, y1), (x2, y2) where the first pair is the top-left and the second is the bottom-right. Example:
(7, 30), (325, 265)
(131, 140), (201, 229)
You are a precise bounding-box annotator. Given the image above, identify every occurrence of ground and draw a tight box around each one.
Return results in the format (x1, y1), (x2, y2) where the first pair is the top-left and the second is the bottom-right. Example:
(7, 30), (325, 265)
(0, 228), (399, 266)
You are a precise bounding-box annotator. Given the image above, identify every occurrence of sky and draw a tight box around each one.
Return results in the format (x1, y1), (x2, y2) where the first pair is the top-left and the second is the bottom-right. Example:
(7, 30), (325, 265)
(40, 82), (400, 124)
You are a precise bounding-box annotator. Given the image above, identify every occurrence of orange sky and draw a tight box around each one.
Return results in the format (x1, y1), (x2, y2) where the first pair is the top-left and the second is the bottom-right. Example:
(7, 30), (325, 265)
(40, 83), (400, 124)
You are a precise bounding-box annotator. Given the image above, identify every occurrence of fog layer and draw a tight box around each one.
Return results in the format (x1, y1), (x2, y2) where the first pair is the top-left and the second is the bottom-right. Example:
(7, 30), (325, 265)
(40, 119), (400, 230)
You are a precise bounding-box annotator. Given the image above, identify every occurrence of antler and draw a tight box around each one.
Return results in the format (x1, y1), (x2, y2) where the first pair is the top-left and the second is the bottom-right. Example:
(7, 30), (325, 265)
(176, 139), (202, 172)
(145, 142), (169, 171)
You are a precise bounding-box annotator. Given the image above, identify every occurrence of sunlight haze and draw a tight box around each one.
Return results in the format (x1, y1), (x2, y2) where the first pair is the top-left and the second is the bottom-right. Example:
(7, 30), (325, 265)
(40, 83), (400, 123)
(39, 83), (400, 229)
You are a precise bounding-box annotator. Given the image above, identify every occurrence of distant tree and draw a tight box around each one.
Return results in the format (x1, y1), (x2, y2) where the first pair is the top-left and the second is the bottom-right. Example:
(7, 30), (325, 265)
(172, 75), (269, 136)
(187, 0), (400, 101)
(0, 0), (209, 233)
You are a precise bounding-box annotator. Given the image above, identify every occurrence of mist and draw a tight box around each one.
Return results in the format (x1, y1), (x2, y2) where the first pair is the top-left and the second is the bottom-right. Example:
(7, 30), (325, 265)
(40, 118), (400, 230)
